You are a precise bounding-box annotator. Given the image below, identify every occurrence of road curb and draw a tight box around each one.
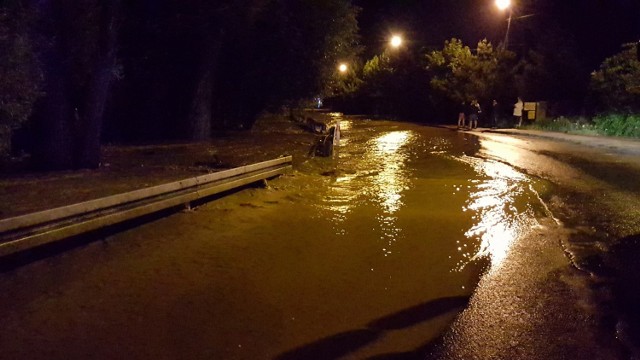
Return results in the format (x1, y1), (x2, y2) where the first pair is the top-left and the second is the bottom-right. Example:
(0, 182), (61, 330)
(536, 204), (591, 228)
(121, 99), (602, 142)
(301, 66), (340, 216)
(437, 124), (640, 156)
(484, 129), (640, 155)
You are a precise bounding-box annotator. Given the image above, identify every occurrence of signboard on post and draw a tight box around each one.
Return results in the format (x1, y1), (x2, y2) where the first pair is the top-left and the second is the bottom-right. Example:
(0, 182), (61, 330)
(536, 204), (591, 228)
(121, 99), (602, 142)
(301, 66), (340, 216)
(522, 102), (547, 121)
(524, 102), (537, 120)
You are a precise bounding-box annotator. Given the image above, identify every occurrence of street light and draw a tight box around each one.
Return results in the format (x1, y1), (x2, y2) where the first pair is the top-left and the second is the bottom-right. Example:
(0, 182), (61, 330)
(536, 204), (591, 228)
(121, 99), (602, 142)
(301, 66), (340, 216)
(338, 63), (348, 73)
(495, 0), (511, 10)
(495, 0), (513, 50)
(390, 35), (403, 48)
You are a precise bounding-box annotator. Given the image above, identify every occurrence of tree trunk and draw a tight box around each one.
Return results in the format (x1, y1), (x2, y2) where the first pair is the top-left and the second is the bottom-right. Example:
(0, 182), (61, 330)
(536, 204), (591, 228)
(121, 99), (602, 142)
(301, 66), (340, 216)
(188, 28), (222, 140)
(0, 125), (11, 158)
(40, 74), (74, 170)
(32, 0), (74, 170)
(77, 1), (120, 168)
(188, 66), (213, 140)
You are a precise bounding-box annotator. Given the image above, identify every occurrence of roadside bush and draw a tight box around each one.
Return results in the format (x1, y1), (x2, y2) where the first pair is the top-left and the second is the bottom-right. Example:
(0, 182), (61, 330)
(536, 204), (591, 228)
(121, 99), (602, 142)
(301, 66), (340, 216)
(527, 116), (598, 135)
(593, 114), (640, 138)
(590, 43), (640, 113)
(529, 116), (575, 131)
(526, 114), (640, 138)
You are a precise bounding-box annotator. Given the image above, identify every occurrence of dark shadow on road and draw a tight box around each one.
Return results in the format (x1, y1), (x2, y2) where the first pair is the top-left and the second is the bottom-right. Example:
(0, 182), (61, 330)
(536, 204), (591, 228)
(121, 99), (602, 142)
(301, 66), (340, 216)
(275, 329), (381, 360)
(365, 338), (439, 360)
(603, 233), (640, 357)
(275, 296), (470, 360)
(367, 296), (470, 331)
(568, 232), (640, 358)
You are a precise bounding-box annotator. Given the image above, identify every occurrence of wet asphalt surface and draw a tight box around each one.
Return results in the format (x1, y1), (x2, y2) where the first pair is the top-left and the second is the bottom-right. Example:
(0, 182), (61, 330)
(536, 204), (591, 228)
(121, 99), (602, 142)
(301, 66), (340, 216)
(1, 118), (640, 359)
(441, 129), (640, 359)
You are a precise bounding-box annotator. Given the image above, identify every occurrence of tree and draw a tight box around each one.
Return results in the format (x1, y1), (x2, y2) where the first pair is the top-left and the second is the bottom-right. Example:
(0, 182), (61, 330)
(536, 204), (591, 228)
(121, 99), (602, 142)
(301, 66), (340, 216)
(353, 46), (431, 120)
(362, 52), (395, 96)
(182, 0), (361, 134)
(31, 0), (120, 169)
(76, 0), (121, 167)
(326, 61), (363, 98)
(590, 43), (640, 113)
(185, 1), (249, 139)
(426, 38), (513, 106)
(241, 0), (361, 114)
(3, 0), (361, 168)
(309, 0), (362, 99)
(357, 51), (396, 116)
(508, 18), (588, 115)
(0, 1), (42, 158)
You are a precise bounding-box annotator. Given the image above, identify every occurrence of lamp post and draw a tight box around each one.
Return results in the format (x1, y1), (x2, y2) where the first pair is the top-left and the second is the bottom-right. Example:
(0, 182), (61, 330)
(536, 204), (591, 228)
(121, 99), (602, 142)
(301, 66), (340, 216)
(495, 0), (513, 50)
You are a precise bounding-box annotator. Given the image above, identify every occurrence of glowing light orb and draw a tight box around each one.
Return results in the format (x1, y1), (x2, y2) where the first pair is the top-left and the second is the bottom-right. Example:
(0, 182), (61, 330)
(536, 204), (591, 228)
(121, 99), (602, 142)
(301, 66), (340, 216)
(390, 35), (402, 48)
(495, 0), (511, 11)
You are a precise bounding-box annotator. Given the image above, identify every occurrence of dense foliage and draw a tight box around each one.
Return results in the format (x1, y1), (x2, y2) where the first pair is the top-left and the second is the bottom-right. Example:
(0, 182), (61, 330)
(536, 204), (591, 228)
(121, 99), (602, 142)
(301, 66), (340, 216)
(593, 114), (640, 138)
(357, 48), (430, 120)
(522, 114), (640, 139)
(590, 43), (640, 113)
(426, 38), (514, 105)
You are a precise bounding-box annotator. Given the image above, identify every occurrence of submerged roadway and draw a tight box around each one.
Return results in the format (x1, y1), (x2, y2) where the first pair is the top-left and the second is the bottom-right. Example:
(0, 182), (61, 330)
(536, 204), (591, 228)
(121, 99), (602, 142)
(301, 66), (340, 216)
(0, 118), (639, 359)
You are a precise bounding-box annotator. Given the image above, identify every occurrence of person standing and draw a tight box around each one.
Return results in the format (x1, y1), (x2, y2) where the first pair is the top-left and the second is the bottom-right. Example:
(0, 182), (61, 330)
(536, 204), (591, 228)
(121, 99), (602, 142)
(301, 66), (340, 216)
(469, 100), (481, 129)
(491, 99), (499, 128)
(513, 97), (524, 127)
(457, 102), (466, 129)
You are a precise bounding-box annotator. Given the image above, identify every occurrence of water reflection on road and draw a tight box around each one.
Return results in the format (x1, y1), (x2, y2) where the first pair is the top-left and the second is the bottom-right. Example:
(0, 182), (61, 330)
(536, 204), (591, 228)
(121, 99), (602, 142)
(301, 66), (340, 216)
(458, 156), (540, 273)
(0, 116), (559, 360)
(322, 129), (414, 256)
(277, 117), (552, 358)
(318, 118), (543, 274)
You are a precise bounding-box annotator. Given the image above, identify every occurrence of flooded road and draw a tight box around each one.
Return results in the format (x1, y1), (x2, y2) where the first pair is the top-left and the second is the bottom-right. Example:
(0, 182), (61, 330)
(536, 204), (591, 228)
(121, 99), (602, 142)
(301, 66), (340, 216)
(0, 117), (636, 359)
(440, 130), (640, 359)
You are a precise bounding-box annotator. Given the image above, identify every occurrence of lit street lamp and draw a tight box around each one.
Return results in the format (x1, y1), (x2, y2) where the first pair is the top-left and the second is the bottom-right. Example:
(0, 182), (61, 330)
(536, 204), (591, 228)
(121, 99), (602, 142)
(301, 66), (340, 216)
(495, 0), (511, 10)
(495, 0), (513, 50)
(338, 63), (348, 73)
(390, 35), (403, 48)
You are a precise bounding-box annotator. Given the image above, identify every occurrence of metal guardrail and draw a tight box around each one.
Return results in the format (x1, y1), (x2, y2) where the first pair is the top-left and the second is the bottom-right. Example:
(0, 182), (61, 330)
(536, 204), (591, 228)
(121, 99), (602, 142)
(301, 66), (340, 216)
(0, 156), (292, 257)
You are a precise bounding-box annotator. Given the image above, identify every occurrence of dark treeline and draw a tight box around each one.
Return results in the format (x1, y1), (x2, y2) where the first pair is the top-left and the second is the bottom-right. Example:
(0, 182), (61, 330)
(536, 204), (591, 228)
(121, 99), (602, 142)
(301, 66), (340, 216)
(0, 0), (360, 170)
(2, 0), (639, 170)
(331, 0), (640, 123)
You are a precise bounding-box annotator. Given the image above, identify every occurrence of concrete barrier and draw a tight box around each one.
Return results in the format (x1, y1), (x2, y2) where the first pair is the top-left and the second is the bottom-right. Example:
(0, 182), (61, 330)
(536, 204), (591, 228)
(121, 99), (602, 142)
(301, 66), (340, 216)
(0, 156), (292, 257)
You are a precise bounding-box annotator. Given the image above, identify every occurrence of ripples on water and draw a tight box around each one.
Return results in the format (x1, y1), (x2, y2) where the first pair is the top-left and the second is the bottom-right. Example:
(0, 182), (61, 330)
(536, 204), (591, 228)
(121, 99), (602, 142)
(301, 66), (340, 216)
(455, 156), (542, 273)
(266, 117), (561, 358)
(313, 118), (552, 275)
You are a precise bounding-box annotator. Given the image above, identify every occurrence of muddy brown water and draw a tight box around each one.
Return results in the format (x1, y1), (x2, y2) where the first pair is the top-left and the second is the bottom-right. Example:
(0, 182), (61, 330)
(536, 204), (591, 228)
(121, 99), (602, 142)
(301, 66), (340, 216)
(0, 117), (555, 359)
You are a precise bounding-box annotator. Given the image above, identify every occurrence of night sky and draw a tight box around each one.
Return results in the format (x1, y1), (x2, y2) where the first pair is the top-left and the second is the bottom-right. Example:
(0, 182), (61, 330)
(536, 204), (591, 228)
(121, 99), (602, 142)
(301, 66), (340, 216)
(354, 0), (640, 69)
